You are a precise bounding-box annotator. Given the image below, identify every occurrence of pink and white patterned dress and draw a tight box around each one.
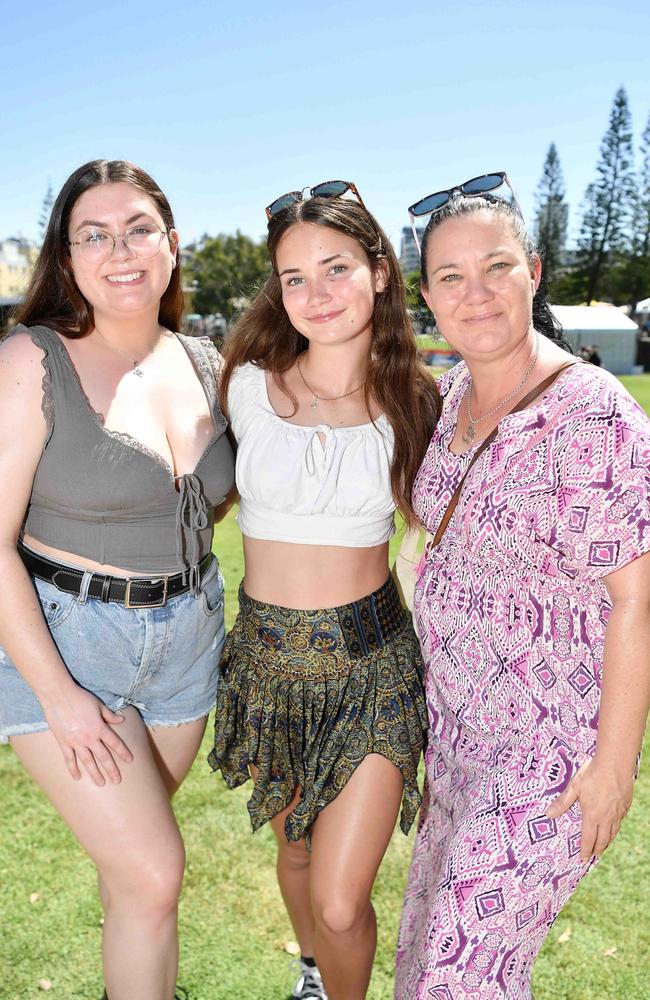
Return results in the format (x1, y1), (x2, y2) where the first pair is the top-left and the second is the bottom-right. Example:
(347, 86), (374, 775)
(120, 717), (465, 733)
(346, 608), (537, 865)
(396, 361), (650, 999)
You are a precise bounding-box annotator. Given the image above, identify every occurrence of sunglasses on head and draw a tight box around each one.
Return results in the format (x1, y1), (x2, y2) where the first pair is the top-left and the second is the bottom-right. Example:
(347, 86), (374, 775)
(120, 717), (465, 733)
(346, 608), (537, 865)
(408, 172), (522, 253)
(265, 180), (366, 220)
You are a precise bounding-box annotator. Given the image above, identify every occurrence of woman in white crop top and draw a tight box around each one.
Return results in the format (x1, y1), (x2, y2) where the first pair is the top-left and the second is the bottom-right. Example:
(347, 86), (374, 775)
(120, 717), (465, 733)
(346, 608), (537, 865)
(208, 185), (441, 1000)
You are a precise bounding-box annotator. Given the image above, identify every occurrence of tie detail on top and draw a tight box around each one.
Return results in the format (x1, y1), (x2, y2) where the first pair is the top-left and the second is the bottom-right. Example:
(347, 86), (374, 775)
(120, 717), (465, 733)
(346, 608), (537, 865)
(176, 473), (210, 594)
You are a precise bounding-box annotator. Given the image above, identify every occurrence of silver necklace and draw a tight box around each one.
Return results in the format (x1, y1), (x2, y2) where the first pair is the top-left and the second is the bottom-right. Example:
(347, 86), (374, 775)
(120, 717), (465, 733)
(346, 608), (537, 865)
(94, 331), (162, 377)
(463, 335), (539, 445)
(296, 355), (366, 410)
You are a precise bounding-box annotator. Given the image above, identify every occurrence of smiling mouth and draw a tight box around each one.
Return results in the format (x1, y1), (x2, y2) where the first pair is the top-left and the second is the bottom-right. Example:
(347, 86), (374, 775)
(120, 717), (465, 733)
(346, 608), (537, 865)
(105, 271), (145, 284)
(308, 310), (344, 323)
(464, 312), (500, 323)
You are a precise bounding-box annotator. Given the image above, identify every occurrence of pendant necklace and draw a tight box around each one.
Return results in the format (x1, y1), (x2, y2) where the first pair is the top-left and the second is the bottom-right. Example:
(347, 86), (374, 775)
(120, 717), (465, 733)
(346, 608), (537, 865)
(94, 330), (162, 377)
(296, 355), (366, 410)
(462, 335), (539, 445)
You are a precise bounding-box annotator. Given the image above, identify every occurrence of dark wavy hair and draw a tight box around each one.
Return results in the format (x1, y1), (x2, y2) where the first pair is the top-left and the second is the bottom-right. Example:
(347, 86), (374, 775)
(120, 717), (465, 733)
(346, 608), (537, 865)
(419, 195), (571, 350)
(13, 160), (183, 338)
(220, 196), (442, 524)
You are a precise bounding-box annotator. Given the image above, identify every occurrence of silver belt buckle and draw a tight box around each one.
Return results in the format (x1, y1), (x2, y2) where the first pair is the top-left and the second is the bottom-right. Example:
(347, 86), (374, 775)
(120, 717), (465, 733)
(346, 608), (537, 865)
(124, 576), (169, 609)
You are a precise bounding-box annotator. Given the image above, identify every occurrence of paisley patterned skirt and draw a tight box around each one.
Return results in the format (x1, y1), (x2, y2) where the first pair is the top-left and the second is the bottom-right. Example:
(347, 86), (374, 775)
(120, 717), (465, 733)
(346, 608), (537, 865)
(208, 576), (427, 844)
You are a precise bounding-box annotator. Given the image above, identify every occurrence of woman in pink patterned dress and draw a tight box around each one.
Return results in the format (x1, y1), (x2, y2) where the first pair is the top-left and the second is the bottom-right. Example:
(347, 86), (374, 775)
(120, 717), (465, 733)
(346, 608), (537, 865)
(396, 175), (650, 999)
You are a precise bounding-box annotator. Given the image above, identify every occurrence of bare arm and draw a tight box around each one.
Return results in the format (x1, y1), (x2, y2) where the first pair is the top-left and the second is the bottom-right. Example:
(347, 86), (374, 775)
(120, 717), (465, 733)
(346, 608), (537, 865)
(547, 550), (650, 860)
(213, 484), (239, 524)
(213, 407), (239, 525)
(0, 333), (132, 783)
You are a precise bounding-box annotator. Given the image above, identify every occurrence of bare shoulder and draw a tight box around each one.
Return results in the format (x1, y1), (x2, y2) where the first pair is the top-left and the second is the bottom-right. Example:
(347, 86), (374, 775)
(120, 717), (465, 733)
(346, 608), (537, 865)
(0, 325), (50, 368)
(0, 329), (49, 409)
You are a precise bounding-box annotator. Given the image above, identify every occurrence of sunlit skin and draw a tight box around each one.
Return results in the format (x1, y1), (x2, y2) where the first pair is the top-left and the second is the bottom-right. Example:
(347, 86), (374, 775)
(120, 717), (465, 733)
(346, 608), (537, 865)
(68, 181), (179, 328)
(420, 206), (650, 868)
(421, 210), (570, 454)
(0, 176), (226, 1000)
(238, 222), (398, 998)
(242, 222), (391, 609)
(22, 182), (218, 577)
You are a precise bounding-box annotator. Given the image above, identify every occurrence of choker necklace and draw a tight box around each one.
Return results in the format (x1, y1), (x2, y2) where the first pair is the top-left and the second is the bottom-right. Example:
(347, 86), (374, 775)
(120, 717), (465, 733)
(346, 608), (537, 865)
(297, 355), (366, 410)
(94, 330), (163, 378)
(463, 335), (539, 445)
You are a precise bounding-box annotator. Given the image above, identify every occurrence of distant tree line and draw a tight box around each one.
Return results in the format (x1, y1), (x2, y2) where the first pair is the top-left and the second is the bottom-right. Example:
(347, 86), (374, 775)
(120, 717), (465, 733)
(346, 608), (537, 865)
(175, 86), (650, 320)
(182, 231), (269, 321)
(535, 86), (650, 309)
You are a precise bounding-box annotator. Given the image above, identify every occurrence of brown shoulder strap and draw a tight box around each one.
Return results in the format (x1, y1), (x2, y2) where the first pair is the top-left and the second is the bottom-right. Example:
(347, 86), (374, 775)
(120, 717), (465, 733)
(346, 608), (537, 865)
(431, 361), (579, 548)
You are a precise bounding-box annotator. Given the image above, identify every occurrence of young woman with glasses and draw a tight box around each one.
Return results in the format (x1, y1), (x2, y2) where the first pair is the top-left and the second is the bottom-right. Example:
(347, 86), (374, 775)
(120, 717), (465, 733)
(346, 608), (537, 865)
(0, 160), (235, 1000)
(208, 183), (441, 999)
(395, 175), (650, 998)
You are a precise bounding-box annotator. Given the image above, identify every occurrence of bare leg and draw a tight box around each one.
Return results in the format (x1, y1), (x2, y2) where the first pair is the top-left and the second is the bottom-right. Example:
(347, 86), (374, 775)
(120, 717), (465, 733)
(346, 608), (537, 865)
(309, 754), (403, 1000)
(12, 709), (206, 1000)
(146, 717), (207, 798)
(271, 796), (315, 957)
(250, 765), (315, 957)
(97, 716), (206, 915)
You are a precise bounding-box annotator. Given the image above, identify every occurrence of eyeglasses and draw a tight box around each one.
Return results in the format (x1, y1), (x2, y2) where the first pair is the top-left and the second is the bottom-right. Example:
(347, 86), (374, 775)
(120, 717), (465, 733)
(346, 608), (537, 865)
(408, 172), (522, 253)
(66, 225), (170, 263)
(265, 180), (366, 220)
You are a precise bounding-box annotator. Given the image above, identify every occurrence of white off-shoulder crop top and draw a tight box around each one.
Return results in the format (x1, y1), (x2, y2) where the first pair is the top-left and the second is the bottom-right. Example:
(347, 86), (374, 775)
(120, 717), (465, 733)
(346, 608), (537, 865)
(228, 363), (396, 546)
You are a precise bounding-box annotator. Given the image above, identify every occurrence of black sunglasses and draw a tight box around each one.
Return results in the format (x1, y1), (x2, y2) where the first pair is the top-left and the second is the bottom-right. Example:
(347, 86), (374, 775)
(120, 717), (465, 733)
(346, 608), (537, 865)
(408, 172), (522, 251)
(265, 180), (366, 220)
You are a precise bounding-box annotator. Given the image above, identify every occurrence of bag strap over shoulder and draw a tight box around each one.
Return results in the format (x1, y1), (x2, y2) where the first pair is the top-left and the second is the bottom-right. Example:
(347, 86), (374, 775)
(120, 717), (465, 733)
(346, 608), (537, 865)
(431, 361), (579, 548)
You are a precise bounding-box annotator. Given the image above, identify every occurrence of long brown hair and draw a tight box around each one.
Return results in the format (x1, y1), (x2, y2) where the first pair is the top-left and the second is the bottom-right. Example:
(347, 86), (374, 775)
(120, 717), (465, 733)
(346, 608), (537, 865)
(13, 160), (184, 338)
(221, 196), (441, 524)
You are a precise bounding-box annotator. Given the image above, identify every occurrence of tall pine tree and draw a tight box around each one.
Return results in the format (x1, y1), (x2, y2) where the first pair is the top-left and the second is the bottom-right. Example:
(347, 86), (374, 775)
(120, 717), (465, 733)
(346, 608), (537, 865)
(576, 86), (636, 302)
(534, 143), (568, 288)
(607, 107), (650, 308)
(629, 110), (650, 306)
(38, 182), (55, 244)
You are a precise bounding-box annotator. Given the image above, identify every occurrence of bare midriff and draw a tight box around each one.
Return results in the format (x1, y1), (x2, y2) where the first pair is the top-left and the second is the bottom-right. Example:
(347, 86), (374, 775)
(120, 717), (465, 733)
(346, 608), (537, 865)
(21, 535), (171, 578)
(242, 536), (390, 609)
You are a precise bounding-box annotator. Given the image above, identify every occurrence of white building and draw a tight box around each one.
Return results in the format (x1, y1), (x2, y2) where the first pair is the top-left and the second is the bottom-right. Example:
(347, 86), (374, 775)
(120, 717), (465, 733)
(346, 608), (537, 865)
(0, 238), (39, 298)
(551, 304), (640, 375)
(399, 226), (425, 275)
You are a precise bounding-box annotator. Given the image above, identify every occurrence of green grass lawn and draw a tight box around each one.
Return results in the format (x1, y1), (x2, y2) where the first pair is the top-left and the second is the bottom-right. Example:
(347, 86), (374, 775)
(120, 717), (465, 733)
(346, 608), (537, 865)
(1, 376), (649, 1000)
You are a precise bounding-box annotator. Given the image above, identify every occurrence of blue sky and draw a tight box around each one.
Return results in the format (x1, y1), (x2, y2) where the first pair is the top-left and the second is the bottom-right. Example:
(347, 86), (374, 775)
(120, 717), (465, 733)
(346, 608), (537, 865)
(2, 0), (649, 253)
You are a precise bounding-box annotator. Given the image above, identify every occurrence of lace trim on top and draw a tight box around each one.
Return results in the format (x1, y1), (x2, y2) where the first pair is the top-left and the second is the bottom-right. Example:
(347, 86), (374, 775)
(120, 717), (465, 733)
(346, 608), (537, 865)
(53, 331), (226, 479)
(180, 334), (226, 430)
(21, 326), (227, 591)
(17, 327), (55, 437)
(53, 341), (175, 477)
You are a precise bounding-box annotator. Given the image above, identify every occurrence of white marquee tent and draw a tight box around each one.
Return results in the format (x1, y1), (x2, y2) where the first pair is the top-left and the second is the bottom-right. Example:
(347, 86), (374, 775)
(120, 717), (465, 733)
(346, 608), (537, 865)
(551, 305), (639, 374)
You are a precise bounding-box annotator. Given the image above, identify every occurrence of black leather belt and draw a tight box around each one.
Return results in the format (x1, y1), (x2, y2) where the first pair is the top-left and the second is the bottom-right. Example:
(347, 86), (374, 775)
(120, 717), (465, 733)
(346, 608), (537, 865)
(19, 544), (212, 609)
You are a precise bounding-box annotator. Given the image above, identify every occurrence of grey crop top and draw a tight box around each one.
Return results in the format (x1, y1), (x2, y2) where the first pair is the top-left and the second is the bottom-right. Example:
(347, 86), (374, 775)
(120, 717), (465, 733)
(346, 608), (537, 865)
(16, 325), (235, 587)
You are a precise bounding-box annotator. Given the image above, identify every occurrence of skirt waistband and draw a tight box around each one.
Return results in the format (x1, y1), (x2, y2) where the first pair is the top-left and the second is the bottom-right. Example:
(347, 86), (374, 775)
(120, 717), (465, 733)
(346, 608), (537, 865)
(236, 575), (408, 668)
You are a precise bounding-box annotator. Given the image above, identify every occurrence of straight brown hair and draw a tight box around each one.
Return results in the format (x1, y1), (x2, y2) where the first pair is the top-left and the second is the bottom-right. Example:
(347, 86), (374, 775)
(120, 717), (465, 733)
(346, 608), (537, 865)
(13, 160), (183, 338)
(220, 196), (441, 525)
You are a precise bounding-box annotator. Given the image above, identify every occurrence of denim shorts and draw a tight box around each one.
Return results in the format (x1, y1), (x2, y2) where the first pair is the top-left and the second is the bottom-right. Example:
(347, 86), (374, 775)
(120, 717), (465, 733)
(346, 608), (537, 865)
(0, 553), (225, 743)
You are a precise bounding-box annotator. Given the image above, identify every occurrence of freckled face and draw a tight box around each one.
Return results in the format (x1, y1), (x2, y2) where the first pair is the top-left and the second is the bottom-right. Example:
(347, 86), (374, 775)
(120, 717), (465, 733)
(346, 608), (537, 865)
(421, 211), (541, 362)
(67, 181), (179, 320)
(275, 222), (387, 346)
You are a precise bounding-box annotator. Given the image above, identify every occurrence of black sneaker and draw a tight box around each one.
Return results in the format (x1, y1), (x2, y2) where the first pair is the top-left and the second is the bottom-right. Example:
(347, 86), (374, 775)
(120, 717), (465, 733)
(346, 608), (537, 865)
(289, 958), (328, 999)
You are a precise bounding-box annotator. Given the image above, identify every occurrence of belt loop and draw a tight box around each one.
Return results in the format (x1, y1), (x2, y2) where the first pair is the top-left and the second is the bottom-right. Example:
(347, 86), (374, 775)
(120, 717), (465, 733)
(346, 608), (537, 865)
(100, 575), (112, 603)
(77, 570), (93, 606)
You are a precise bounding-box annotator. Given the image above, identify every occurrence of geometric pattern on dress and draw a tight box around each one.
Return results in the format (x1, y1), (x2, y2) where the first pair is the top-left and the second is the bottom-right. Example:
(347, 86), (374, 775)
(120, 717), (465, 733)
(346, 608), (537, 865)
(397, 362), (650, 999)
